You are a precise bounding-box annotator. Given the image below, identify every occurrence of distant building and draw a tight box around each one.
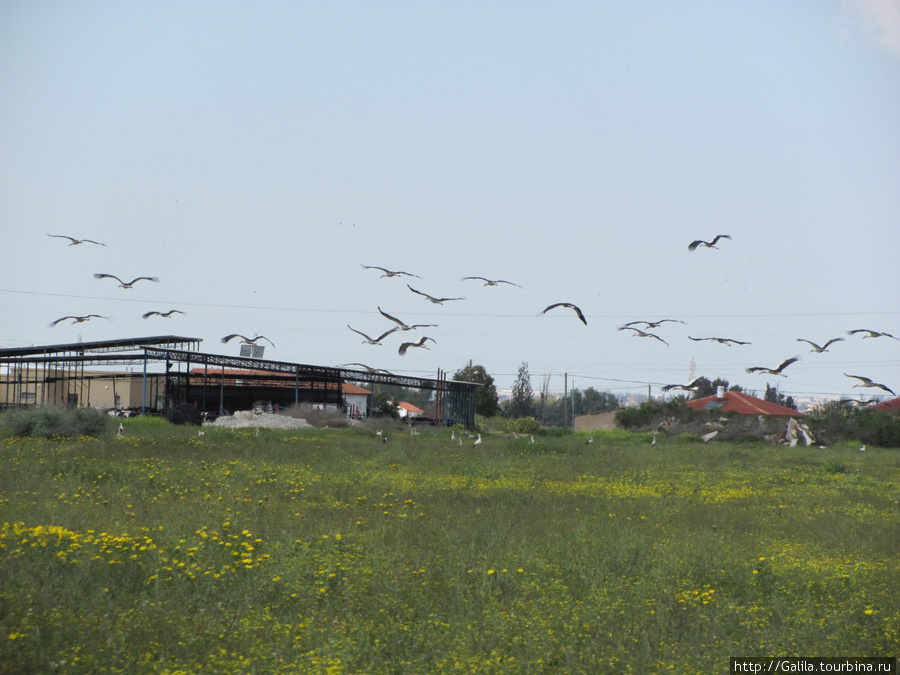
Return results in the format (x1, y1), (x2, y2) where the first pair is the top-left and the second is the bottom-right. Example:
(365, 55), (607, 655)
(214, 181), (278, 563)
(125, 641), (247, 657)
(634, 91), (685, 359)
(685, 389), (807, 418)
(868, 397), (900, 414)
(396, 401), (425, 419)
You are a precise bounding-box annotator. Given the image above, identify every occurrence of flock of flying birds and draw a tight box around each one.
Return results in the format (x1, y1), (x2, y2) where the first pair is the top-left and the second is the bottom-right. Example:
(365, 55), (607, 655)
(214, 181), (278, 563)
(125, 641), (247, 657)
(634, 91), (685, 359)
(42, 232), (896, 400)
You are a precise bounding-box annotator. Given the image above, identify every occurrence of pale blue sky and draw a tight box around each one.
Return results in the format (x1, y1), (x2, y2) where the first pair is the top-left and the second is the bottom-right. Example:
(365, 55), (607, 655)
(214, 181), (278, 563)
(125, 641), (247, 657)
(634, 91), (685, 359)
(2, 1), (898, 401)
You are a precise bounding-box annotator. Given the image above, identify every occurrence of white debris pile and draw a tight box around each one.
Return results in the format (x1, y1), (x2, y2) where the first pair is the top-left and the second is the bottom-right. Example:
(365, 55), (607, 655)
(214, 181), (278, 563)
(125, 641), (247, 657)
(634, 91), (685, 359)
(206, 410), (313, 430)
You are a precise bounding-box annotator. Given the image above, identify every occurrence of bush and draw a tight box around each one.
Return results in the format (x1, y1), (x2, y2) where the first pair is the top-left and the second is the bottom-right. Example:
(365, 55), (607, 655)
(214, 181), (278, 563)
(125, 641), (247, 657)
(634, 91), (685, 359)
(502, 416), (540, 434)
(806, 405), (900, 448)
(1, 406), (111, 439)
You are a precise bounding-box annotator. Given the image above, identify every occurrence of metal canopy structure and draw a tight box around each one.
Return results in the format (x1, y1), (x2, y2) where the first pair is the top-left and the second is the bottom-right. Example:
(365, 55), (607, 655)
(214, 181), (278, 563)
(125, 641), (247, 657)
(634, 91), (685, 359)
(0, 336), (478, 427)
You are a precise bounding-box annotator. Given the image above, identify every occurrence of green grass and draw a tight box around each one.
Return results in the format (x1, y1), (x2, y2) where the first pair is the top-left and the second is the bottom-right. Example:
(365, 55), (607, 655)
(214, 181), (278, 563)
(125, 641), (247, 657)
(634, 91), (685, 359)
(1, 422), (898, 674)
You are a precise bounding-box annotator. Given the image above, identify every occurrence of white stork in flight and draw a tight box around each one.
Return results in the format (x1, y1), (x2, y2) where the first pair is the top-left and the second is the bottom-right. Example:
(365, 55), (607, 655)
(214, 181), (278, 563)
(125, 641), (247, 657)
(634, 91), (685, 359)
(377, 307), (437, 332)
(844, 374), (895, 396)
(361, 264), (420, 279)
(541, 302), (587, 325)
(93, 273), (159, 288)
(49, 314), (109, 327)
(847, 329), (899, 341)
(688, 234), (731, 251)
(688, 336), (751, 346)
(746, 356), (800, 377)
(142, 310), (185, 319)
(48, 234), (106, 247)
(347, 325), (399, 345)
(621, 319), (684, 329)
(221, 334), (276, 348)
(462, 276), (522, 288)
(618, 326), (669, 346)
(796, 337), (844, 353)
(398, 336), (435, 356)
(407, 285), (464, 305)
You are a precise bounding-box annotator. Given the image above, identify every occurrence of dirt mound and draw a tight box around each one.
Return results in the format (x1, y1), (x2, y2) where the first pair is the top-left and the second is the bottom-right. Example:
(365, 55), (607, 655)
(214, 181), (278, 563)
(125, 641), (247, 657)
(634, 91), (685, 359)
(206, 410), (313, 430)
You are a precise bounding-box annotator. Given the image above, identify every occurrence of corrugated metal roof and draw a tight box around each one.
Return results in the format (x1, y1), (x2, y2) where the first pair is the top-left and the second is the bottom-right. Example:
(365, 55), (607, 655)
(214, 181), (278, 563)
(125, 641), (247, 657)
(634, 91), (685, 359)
(685, 391), (807, 417)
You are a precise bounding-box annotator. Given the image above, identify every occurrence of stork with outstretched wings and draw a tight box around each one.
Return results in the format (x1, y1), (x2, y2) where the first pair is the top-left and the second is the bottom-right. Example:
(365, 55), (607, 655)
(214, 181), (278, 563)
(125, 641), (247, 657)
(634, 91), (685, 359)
(746, 356), (800, 377)
(398, 336), (435, 356)
(844, 374), (895, 395)
(688, 234), (731, 251)
(347, 325), (399, 345)
(361, 265), (420, 278)
(49, 314), (108, 327)
(407, 285), (464, 305)
(796, 337), (844, 353)
(142, 310), (185, 319)
(221, 334), (275, 347)
(541, 302), (587, 325)
(688, 336), (750, 346)
(377, 307), (437, 332)
(618, 326), (669, 346)
(48, 234), (106, 247)
(462, 276), (522, 288)
(93, 273), (159, 288)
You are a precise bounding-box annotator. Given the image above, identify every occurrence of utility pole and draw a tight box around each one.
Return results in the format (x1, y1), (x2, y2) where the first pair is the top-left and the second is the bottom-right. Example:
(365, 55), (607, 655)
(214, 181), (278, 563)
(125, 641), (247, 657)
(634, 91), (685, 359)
(563, 372), (568, 429)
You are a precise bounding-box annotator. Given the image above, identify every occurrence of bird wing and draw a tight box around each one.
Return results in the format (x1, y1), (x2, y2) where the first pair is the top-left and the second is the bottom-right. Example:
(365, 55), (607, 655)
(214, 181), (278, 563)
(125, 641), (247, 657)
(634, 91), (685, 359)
(256, 336), (275, 347)
(875, 383), (896, 395)
(398, 342), (412, 356)
(745, 366), (767, 374)
(374, 328), (399, 342)
(94, 273), (123, 284)
(49, 316), (77, 326)
(377, 307), (407, 327)
(687, 336), (708, 342)
(844, 374), (873, 385)
(462, 276), (489, 282)
(48, 234), (78, 243)
(710, 234), (732, 246)
(361, 265), (389, 273)
(129, 277), (159, 285)
(542, 303), (586, 325)
(82, 239), (106, 246)
(347, 325), (374, 341)
(796, 338), (820, 349)
(221, 334), (249, 344)
(774, 356), (800, 372)
(407, 285), (435, 301)
(822, 337), (844, 348)
(650, 333), (669, 346)
(142, 312), (159, 319)
(687, 240), (707, 251)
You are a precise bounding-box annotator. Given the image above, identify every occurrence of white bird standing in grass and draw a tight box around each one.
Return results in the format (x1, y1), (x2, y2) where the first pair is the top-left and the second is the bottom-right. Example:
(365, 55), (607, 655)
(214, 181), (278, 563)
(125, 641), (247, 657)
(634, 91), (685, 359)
(117, 423), (124, 438)
(586, 436), (594, 445)
(473, 434), (482, 446)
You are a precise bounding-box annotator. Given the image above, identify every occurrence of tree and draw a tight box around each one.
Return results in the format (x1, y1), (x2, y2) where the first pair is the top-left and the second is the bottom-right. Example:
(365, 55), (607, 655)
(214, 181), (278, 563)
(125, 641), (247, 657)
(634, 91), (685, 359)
(507, 362), (535, 419)
(764, 383), (796, 410)
(453, 361), (499, 417)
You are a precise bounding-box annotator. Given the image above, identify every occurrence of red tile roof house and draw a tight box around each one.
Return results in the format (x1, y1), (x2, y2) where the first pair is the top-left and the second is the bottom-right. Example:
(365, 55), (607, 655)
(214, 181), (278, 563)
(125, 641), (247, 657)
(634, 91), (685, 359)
(685, 390), (808, 418)
(683, 389), (811, 444)
(868, 397), (900, 414)
(396, 401), (425, 419)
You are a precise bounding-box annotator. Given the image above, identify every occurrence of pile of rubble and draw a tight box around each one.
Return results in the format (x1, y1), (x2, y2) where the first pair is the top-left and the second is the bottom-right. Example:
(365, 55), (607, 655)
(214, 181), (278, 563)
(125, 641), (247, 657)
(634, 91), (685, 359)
(205, 410), (313, 430)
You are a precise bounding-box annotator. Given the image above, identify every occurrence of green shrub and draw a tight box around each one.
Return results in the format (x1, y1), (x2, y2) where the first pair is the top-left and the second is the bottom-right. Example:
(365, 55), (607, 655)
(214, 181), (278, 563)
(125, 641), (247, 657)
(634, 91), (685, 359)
(502, 416), (540, 434)
(1, 406), (111, 439)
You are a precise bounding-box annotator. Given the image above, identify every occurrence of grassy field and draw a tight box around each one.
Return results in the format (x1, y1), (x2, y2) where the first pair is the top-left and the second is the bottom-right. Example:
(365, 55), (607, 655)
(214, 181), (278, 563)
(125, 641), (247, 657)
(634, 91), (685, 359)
(1, 418), (898, 674)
